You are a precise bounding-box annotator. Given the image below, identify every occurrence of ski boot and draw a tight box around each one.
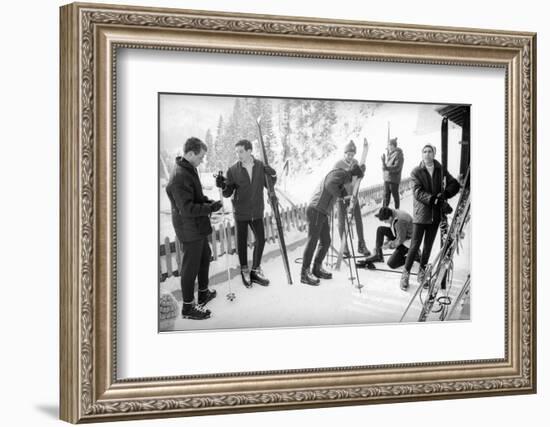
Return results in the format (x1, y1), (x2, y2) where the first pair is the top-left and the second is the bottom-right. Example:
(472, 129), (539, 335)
(358, 241), (371, 257)
(312, 263), (332, 280)
(400, 270), (410, 291)
(240, 266), (252, 288)
(181, 302), (211, 320)
(300, 267), (320, 286)
(251, 267), (270, 286)
(198, 288), (217, 307)
(356, 247), (383, 268)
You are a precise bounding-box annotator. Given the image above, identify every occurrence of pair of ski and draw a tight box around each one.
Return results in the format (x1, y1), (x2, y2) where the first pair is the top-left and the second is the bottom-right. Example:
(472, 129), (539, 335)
(400, 168), (471, 322)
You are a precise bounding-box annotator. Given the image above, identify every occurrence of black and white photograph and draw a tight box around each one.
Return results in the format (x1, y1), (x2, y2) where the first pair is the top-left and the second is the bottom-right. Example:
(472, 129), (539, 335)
(158, 93), (471, 331)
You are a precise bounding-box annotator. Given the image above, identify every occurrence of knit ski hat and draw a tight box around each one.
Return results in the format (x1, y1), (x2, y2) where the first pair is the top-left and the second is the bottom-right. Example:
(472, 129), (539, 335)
(344, 140), (357, 153)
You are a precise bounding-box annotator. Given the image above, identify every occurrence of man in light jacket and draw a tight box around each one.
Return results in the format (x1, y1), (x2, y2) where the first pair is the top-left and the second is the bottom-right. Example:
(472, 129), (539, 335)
(356, 206), (416, 270)
(381, 137), (404, 209)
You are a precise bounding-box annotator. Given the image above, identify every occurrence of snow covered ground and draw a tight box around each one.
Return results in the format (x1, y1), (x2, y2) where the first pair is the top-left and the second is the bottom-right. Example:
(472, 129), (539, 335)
(160, 193), (471, 332)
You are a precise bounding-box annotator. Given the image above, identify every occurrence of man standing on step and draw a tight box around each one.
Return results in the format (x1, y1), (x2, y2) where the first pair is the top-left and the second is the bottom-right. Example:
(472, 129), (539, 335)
(399, 144), (460, 291)
(216, 139), (277, 288)
(381, 137), (404, 209)
(301, 163), (365, 285)
(166, 137), (223, 320)
(356, 206), (416, 270)
(334, 140), (371, 258)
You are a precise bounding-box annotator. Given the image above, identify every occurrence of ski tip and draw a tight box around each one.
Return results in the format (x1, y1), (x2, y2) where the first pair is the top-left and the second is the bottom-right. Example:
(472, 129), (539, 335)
(256, 115), (262, 124)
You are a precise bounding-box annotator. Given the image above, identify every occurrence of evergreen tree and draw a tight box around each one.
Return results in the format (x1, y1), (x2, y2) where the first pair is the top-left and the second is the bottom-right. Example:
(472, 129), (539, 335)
(204, 128), (214, 171)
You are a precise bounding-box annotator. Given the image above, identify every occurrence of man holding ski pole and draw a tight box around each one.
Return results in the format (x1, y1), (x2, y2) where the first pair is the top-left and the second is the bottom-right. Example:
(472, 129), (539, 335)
(334, 140), (370, 258)
(165, 137), (222, 320)
(215, 139), (277, 288)
(301, 163), (365, 285)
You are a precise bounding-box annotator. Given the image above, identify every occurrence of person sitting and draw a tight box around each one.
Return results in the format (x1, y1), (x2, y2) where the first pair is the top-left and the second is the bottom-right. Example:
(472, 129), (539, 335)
(356, 206), (417, 270)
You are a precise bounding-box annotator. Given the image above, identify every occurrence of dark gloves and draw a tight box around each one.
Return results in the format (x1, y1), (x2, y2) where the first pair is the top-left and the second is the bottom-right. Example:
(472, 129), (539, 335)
(430, 193), (445, 206)
(350, 163), (364, 179)
(442, 201), (453, 215)
(209, 200), (223, 213)
(264, 164), (277, 176)
(215, 172), (226, 189)
(360, 164), (366, 173)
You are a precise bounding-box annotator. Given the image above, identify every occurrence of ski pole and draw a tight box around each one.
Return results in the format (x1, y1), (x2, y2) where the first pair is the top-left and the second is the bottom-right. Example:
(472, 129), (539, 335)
(345, 208), (363, 292)
(215, 171), (236, 302)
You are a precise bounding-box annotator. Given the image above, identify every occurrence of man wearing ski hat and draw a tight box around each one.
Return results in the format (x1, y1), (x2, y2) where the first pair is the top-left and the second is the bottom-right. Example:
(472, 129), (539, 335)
(381, 137), (404, 209)
(301, 162), (366, 285)
(333, 140), (370, 258)
(215, 139), (277, 288)
(356, 206), (417, 270)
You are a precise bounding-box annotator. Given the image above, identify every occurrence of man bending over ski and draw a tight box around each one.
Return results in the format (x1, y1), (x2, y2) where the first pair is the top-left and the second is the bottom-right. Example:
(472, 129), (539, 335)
(216, 139), (277, 288)
(301, 164), (365, 286)
(356, 206), (418, 270)
(333, 140), (371, 258)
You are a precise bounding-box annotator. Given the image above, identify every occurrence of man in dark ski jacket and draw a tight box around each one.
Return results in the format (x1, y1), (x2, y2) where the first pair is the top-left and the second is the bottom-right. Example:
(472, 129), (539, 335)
(333, 140), (371, 258)
(300, 163), (365, 286)
(400, 144), (460, 291)
(356, 206), (416, 270)
(381, 137), (404, 209)
(166, 137), (223, 320)
(215, 139), (277, 288)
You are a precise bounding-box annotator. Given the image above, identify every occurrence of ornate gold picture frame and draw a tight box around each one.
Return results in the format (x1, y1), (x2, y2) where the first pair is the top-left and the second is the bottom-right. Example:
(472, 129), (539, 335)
(60, 2), (536, 423)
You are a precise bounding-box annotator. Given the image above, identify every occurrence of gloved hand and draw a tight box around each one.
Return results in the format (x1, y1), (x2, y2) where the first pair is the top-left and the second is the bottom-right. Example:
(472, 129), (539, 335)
(215, 172), (226, 189)
(430, 192), (445, 206)
(209, 200), (223, 213)
(442, 201), (453, 215)
(264, 164), (277, 176)
(360, 164), (366, 173)
(350, 163), (364, 179)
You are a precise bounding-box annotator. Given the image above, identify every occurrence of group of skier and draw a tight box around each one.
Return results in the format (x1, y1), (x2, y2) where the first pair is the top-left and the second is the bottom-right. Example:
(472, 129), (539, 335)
(165, 133), (460, 320)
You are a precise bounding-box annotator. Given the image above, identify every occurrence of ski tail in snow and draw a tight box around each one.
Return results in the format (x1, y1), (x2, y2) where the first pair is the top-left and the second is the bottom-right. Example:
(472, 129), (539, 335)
(256, 116), (293, 285)
(335, 137), (369, 271)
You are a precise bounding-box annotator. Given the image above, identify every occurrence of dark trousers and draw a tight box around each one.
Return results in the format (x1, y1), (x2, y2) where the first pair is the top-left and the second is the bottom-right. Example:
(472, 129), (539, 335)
(375, 226), (409, 269)
(180, 237), (212, 304)
(235, 218), (265, 269)
(302, 206), (330, 269)
(383, 181), (400, 209)
(337, 199), (365, 248)
(404, 222), (440, 272)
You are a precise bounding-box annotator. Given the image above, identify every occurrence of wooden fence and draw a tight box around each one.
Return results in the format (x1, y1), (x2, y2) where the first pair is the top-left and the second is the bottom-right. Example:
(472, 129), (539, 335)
(159, 178), (413, 282)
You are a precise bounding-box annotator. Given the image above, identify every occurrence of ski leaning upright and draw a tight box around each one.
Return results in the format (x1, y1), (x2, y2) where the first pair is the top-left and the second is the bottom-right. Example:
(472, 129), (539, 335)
(255, 116), (293, 285)
(404, 168), (471, 322)
(399, 169), (470, 322)
(335, 137), (369, 271)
